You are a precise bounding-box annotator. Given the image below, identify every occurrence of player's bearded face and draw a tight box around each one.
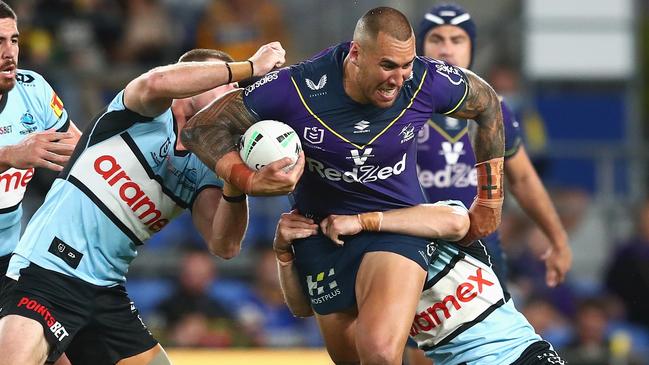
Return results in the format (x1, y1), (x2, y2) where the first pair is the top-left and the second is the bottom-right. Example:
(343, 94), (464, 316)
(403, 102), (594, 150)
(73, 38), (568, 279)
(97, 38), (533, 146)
(359, 33), (415, 109)
(0, 18), (18, 94)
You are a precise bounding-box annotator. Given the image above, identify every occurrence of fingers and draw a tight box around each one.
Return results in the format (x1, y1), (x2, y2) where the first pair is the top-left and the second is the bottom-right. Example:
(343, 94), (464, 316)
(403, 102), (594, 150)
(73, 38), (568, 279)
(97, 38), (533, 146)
(44, 142), (76, 156)
(289, 152), (305, 180)
(35, 158), (64, 172)
(265, 156), (294, 172)
(545, 269), (558, 288)
(40, 131), (73, 142)
(41, 150), (70, 166)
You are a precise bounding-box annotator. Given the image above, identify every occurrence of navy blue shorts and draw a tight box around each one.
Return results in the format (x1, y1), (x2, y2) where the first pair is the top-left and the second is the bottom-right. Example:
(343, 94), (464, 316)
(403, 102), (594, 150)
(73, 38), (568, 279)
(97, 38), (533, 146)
(293, 231), (432, 315)
(0, 263), (157, 364)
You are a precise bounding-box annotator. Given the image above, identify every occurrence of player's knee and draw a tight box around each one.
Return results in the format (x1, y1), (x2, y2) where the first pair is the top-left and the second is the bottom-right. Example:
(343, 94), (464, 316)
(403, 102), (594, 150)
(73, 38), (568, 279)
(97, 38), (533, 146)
(145, 347), (172, 365)
(0, 315), (49, 365)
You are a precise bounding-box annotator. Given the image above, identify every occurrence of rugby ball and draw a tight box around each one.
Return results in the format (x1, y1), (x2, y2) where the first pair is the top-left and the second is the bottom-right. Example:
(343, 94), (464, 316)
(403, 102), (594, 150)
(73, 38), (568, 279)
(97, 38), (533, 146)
(239, 120), (302, 171)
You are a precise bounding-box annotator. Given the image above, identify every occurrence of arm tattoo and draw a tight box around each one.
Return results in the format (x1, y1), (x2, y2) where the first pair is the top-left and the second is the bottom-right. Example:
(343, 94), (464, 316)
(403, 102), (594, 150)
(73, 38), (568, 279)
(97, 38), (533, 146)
(180, 89), (258, 169)
(449, 70), (504, 162)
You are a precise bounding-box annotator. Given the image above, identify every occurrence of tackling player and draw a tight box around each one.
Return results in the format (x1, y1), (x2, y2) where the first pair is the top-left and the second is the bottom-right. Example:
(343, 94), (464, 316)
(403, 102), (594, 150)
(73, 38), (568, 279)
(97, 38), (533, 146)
(273, 207), (567, 365)
(0, 43), (298, 365)
(181, 7), (505, 364)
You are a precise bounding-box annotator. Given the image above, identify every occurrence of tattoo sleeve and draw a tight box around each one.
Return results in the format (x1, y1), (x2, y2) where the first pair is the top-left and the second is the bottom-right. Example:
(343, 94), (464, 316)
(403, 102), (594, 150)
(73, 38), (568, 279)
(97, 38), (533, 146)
(449, 69), (504, 162)
(180, 89), (258, 170)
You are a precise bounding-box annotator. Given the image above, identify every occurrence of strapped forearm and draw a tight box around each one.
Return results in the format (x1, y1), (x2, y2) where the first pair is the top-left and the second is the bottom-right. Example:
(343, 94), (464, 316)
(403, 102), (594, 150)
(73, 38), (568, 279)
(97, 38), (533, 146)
(180, 89), (257, 170)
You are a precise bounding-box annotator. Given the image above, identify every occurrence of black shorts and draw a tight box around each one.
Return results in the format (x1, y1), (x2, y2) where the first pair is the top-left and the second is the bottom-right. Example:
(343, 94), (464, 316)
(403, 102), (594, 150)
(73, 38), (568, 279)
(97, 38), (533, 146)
(0, 254), (13, 303)
(0, 263), (157, 364)
(511, 341), (566, 365)
(294, 231), (432, 315)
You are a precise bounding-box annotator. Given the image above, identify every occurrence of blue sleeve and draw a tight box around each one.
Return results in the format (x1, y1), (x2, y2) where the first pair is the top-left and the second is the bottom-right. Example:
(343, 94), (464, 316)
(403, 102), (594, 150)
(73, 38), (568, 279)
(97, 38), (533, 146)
(189, 157), (224, 208)
(32, 72), (70, 131)
(242, 68), (292, 121)
(501, 100), (522, 158)
(424, 59), (469, 115)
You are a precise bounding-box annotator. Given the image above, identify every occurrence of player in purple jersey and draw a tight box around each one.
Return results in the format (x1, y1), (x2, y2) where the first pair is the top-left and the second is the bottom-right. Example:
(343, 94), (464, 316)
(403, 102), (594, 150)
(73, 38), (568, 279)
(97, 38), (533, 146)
(182, 7), (505, 365)
(0, 44), (298, 365)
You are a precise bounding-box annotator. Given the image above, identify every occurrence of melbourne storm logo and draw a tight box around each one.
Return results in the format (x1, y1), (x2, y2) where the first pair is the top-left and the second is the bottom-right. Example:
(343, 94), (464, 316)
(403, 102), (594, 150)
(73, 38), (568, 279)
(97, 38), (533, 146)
(19, 112), (37, 135)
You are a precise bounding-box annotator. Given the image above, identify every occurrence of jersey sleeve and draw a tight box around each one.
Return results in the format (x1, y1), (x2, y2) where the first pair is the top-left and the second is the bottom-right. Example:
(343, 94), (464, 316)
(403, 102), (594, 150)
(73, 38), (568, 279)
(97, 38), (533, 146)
(242, 68), (293, 121)
(33, 73), (70, 131)
(501, 100), (522, 158)
(189, 157), (225, 207)
(424, 59), (469, 115)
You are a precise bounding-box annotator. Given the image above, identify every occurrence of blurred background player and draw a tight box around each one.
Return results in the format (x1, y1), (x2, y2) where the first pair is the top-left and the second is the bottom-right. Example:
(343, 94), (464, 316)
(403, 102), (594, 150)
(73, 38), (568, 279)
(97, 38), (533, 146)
(0, 0), (80, 294)
(273, 204), (567, 365)
(0, 43), (293, 365)
(181, 7), (505, 364)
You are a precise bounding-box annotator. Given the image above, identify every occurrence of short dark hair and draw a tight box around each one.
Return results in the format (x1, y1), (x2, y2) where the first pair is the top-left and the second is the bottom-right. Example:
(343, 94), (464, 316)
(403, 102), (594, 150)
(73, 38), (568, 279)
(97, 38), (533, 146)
(178, 49), (233, 63)
(0, 1), (16, 20)
(354, 7), (413, 43)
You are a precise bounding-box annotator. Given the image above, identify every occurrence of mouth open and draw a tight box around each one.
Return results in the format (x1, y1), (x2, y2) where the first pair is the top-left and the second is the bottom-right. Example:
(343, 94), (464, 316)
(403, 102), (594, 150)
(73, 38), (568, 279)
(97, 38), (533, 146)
(0, 63), (16, 79)
(376, 86), (398, 102)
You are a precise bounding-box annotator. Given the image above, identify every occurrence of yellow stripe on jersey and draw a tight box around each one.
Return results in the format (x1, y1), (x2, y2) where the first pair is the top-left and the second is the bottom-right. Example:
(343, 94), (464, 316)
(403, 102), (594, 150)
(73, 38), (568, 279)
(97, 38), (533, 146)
(442, 77), (468, 115)
(50, 92), (64, 118)
(427, 119), (469, 143)
(290, 69), (428, 150)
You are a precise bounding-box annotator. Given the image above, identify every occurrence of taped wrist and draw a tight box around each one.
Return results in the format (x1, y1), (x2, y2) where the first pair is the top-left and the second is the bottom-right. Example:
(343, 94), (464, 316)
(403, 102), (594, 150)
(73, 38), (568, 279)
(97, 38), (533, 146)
(215, 151), (255, 194)
(475, 157), (504, 208)
(357, 212), (383, 232)
(226, 61), (254, 82)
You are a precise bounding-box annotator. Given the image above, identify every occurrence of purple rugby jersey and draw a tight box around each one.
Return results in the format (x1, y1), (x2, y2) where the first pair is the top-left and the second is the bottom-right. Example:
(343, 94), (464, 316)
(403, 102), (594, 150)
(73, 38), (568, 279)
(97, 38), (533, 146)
(243, 43), (468, 217)
(416, 101), (521, 208)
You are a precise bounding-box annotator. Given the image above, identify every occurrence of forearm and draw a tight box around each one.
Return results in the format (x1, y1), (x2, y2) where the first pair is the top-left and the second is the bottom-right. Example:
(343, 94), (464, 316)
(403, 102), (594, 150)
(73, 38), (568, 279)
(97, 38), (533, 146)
(208, 186), (248, 259)
(365, 204), (469, 241)
(278, 260), (314, 317)
(0, 145), (15, 173)
(181, 89), (256, 174)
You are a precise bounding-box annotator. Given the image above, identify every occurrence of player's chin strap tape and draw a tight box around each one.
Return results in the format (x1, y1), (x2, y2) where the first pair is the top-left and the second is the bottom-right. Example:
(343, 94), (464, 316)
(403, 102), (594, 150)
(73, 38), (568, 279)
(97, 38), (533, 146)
(475, 157), (504, 209)
(358, 211), (383, 232)
(215, 151), (255, 194)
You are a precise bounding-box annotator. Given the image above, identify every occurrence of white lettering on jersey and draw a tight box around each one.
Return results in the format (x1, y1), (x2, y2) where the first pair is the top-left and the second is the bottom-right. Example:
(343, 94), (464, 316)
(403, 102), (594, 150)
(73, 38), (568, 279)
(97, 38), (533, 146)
(410, 255), (503, 347)
(0, 168), (34, 209)
(440, 141), (464, 165)
(69, 136), (183, 241)
(307, 153), (407, 184)
(418, 164), (477, 189)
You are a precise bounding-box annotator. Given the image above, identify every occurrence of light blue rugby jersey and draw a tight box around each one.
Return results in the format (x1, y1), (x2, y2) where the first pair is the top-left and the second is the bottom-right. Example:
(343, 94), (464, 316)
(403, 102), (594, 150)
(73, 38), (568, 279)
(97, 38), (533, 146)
(0, 69), (70, 257)
(8, 90), (223, 286)
(409, 207), (542, 365)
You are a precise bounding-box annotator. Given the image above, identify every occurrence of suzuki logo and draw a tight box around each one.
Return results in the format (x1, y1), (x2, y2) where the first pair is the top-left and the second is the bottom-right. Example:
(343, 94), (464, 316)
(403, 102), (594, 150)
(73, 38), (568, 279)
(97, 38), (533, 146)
(354, 120), (370, 134)
(440, 142), (464, 165)
(303, 126), (324, 144)
(306, 75), (327, 91)
(349, 148), (374, 166)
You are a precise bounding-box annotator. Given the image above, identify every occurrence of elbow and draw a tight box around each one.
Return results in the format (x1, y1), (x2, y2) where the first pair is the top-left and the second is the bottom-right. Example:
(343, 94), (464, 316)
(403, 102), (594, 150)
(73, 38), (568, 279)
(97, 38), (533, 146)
(140, 69), (167, 99)
(446, 214), (471, 242)
(208, 240), (242, 260)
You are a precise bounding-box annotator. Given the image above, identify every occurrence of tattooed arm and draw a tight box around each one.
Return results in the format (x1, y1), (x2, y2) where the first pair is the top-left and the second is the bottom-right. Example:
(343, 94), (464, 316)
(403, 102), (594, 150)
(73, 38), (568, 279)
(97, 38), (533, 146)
(180, 89), (305, 196)
(448, 70), (505, 246)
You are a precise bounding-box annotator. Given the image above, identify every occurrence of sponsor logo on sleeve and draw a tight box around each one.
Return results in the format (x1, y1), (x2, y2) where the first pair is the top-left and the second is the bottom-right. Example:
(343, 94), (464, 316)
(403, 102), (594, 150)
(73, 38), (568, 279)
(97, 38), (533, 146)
(0, 167), (34, 209)
(50, 92), (64, 118)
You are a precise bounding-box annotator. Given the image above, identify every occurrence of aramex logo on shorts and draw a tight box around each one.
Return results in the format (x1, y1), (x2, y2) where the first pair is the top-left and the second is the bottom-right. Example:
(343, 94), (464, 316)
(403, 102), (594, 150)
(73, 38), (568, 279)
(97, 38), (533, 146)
(17, 297), (69, 341)
(410, 268), (494, 336)
(94, 155), (169, 232)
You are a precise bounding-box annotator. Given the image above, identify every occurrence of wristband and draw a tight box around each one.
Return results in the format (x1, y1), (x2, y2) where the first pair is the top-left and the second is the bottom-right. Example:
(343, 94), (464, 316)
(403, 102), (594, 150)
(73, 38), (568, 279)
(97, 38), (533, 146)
(225, 62), (233, 84)
(215, 151), (255, 194)
(247, 60), (254, 77)
(227, 61), (255, 82)
(357, 211), (383, 232)
(222, 193), (246, 203)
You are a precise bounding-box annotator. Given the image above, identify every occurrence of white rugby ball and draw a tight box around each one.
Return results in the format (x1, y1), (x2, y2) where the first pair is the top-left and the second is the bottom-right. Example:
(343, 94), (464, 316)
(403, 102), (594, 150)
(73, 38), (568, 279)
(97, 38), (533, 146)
(239, 120), (302, 171)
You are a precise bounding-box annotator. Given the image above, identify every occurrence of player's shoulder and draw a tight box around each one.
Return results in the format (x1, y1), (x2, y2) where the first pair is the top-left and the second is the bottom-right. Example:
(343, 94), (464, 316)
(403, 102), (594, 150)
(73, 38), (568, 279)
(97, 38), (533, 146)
(416, 56), (466, 85)
(289, 42), (346, 79)
(15, 68), (49, 89)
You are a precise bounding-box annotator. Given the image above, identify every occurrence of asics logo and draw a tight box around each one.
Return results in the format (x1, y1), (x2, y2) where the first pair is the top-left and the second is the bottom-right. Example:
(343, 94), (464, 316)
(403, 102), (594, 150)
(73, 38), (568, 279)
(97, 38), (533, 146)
(94, 155), (169, 232)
